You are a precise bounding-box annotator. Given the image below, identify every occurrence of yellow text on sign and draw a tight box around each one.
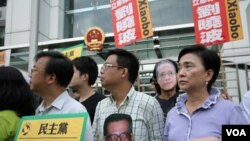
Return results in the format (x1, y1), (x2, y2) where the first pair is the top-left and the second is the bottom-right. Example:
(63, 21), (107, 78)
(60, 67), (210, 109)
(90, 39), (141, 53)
(226, 0), (243, 41)
(15, 117), (85, 141)
(136, 0), (153, 39)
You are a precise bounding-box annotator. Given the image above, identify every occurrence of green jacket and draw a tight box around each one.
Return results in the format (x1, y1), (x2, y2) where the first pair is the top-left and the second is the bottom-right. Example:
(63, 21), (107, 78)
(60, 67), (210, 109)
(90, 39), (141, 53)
(0, 110), (20, 141)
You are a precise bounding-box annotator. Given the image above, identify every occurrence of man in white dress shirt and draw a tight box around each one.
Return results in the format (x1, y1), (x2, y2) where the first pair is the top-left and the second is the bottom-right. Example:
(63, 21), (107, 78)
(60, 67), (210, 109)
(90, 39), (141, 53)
(30, 51), (94, 141)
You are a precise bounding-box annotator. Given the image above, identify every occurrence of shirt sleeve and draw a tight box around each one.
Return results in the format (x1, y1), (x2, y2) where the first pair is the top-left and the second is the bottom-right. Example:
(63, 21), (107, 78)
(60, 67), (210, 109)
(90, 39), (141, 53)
(163, 115), (170, 141)
(84, 116), (94, 141)
(229, 103), (249, 124)
(241, 91), (250, 123)
(92, 102), (101, 141)
(150, 99), (164, 141)
(0, 113), (18, 141)
(0, 122), (8, 141)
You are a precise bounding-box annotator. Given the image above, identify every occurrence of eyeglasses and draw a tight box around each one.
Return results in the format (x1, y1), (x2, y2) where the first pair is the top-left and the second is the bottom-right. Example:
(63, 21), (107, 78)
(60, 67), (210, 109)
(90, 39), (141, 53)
(101, 63), (123, 71)
(106, 132), (132, 141)
(30, 68), (39, 73)
(30, 67), (45, 74)
(157, 72), (175, 79)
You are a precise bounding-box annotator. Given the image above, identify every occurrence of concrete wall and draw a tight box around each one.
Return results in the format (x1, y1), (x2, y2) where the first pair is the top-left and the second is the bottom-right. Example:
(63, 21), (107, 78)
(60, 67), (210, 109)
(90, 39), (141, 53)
(4, 0), (64, 45)
(39, 0), (64, 41)
(4, 0), (31, 45)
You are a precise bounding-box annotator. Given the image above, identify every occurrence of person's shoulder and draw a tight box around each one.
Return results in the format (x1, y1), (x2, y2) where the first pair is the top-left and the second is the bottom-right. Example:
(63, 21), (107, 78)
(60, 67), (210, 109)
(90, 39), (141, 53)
(241, 90), (250, 105)
(0, 110), (19, 122)
(243, 90), (250, 98)
(0, 110), (18, 117)
(217, 98), (240, 110)
(135, 91), (154, 98)
(218, 98), (235, 105)
(134, 91), (159, 105)
(93, 92), (106, 100)
(95, 96), (109, 105)
(92, 97), (110, 114)
(66, 96), (86, 109)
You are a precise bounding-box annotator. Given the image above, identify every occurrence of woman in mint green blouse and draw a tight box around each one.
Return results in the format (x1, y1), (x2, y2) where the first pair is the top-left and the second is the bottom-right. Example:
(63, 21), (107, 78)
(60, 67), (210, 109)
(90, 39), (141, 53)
(0, 66), (35, 140)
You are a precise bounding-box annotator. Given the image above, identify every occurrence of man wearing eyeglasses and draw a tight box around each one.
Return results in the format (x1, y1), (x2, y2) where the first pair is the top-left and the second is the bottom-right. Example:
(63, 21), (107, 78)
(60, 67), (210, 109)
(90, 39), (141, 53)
(103, 113), (133, 141)
(93, 49), (164, 141)
(30, 51), (94, 141)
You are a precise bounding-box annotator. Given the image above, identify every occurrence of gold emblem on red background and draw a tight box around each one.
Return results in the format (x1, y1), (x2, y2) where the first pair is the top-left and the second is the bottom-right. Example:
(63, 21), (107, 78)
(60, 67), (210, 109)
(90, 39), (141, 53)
(84, 27), (105, 51)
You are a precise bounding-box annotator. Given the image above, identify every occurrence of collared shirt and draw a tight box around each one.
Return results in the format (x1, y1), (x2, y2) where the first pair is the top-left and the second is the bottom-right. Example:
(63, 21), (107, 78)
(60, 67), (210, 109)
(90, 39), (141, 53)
(93, 87), (164, 141)
(36, 91), (94, 141)
(241, 90), (250, 123)
(164, 87), (248, 141)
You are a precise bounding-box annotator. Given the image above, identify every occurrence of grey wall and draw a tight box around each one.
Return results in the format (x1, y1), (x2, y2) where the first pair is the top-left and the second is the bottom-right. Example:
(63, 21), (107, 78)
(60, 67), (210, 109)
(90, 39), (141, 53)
(4, 0), (65, 45)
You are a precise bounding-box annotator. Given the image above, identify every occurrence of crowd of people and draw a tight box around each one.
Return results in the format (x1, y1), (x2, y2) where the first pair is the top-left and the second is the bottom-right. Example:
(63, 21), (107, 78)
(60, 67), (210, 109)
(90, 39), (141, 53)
(0, 44), (249, 141)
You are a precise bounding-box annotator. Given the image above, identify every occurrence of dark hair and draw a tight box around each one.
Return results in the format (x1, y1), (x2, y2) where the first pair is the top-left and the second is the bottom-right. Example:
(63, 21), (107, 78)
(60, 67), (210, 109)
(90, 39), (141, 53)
(103, 113), (133, 136)
(0, 66), (35, 117)
(152, 59), (179, 94)
(105, 49), (139, 84)
(35, 51), (73, 87)
(178, 45), (221, 91)
(72, 56), (98, 86)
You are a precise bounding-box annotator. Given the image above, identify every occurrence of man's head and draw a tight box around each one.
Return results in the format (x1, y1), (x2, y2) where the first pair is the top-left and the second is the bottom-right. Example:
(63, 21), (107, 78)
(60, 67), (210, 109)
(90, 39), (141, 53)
(104, 113), (133, 141)
(69, 56), (98, 91)
(99, 49), (139, 90)
(30, 51), (73, 93)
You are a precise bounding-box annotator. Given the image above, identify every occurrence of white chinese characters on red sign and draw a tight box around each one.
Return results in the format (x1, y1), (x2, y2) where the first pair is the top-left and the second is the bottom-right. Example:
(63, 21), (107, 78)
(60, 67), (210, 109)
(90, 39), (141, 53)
(111, 0), (139, 48)
(192, 0), (229, 45)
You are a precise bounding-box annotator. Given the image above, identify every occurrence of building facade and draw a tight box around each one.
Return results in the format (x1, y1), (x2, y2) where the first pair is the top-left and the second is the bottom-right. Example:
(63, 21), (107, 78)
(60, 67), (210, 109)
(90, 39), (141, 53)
(0, 0), (250, 102)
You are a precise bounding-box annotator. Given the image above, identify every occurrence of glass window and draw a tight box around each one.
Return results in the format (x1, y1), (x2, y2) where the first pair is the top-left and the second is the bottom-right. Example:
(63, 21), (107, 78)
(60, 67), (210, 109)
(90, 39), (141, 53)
(150, 0), (193, 27)
(0, 27), (4, 46)
(0, 0), (6, 7)
(64, 0), (193, 38)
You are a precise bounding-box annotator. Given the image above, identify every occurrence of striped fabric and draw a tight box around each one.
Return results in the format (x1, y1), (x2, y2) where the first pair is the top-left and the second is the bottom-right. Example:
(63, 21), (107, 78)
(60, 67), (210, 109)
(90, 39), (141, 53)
(93, 87), (164, 141)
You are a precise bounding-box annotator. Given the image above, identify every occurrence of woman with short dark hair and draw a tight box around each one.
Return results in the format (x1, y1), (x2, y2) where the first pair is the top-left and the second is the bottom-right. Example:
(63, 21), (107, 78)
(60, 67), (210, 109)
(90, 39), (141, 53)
(164, 45), (248, 141)
(0, 66), (35, 140)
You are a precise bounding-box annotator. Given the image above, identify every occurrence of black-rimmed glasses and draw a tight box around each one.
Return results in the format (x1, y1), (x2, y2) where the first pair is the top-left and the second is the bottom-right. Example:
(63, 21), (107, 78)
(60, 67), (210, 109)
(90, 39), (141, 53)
(105, 132), (132, 141)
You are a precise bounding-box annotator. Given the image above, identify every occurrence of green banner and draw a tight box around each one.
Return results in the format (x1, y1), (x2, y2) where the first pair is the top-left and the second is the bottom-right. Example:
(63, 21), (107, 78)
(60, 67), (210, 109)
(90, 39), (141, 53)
(59, 43), (84, 60)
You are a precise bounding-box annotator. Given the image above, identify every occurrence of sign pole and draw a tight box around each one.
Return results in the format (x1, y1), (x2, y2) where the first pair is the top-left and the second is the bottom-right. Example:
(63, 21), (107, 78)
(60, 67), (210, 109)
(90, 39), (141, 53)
(28, 0), (39, 71)
(218, 44), (227, 94)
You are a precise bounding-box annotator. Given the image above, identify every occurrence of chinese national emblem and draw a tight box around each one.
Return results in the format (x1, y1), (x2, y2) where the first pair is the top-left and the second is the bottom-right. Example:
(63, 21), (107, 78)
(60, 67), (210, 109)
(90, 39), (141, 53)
(84, 27), (105, 51)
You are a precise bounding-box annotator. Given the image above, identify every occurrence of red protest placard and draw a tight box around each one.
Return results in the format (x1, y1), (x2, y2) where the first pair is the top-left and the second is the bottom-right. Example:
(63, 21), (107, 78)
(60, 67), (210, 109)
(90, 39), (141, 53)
(192, 0), (229, 45)
(192, 0), (243, 46)
(111, 0), (153, 48)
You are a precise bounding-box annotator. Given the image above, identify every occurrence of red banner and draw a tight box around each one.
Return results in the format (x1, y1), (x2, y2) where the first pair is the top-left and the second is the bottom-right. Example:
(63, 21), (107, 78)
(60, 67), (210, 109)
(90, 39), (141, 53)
(111, 0), (153, 48)
(192, 0), (229, 45)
